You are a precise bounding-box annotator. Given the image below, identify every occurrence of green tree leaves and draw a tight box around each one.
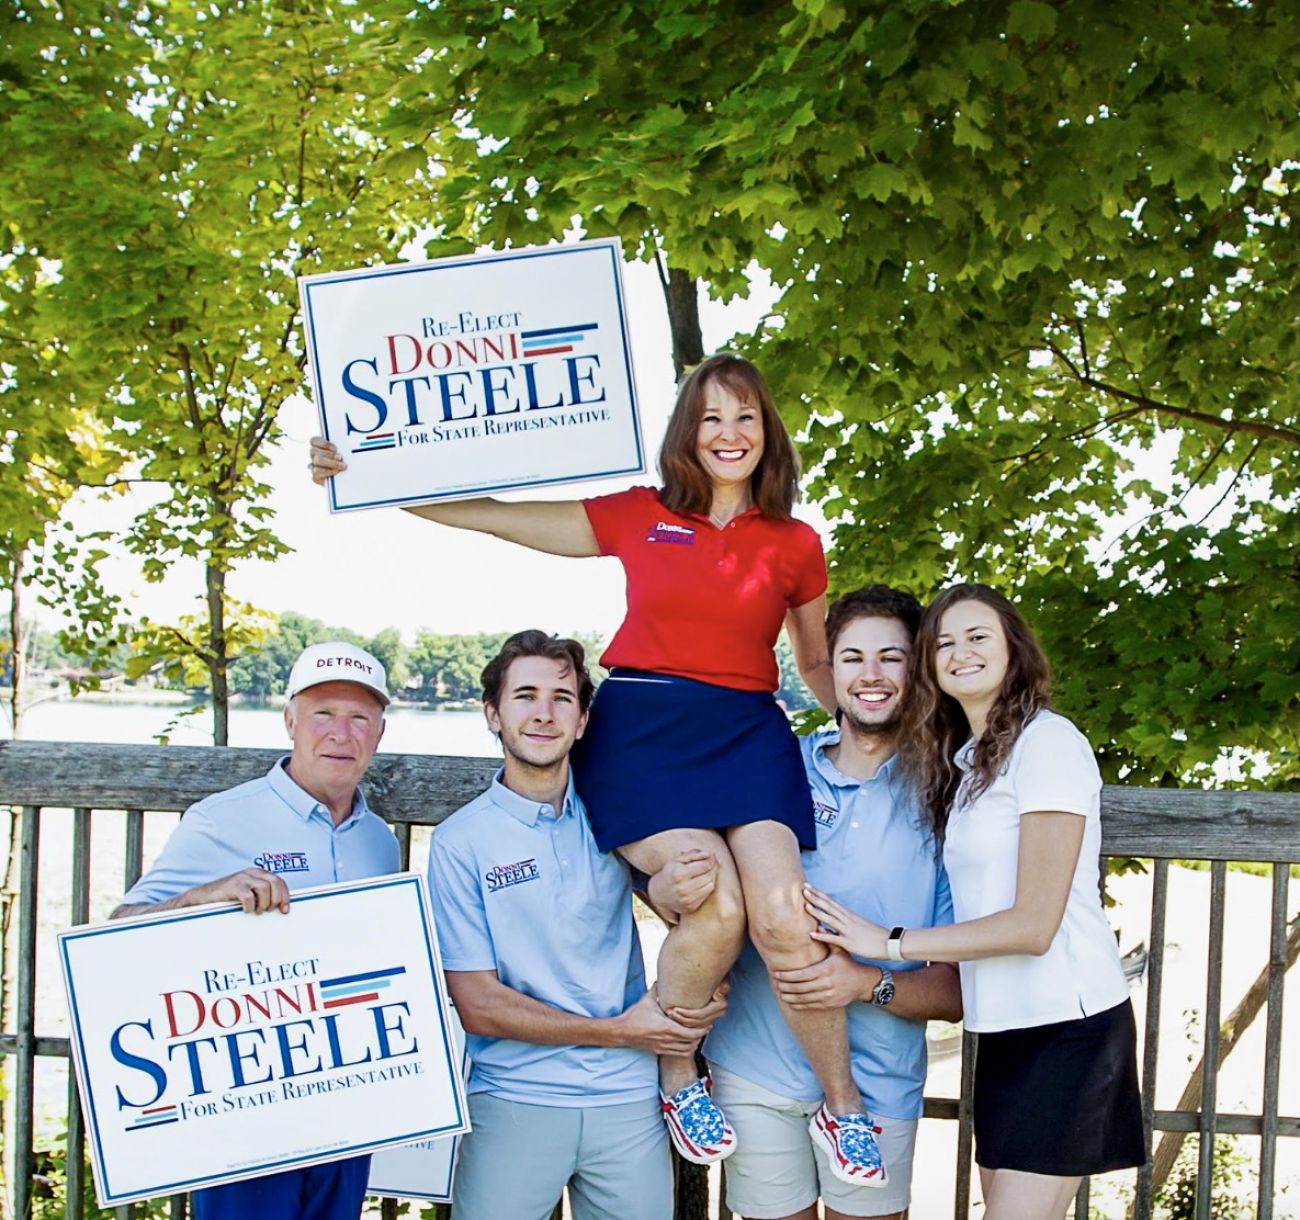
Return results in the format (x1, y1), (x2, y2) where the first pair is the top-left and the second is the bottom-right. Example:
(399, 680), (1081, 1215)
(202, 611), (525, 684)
(2, 1), (430, 741)
(381, 0), (1297, 786)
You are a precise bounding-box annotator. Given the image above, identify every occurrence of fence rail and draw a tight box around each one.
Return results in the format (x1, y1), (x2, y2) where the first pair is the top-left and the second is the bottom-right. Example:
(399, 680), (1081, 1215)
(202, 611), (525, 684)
(1, 740), (1296, 1220)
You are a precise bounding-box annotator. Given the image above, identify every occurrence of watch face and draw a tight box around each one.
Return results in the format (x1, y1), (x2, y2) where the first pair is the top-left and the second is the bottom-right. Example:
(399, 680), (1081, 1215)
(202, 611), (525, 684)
(873, 974), (895, 1006)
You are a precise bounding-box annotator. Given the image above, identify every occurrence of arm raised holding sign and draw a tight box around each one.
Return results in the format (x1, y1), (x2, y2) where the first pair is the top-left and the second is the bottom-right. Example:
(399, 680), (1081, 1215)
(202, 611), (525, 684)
(311, 438), (599, 557)
(313, 354), (888, 1185)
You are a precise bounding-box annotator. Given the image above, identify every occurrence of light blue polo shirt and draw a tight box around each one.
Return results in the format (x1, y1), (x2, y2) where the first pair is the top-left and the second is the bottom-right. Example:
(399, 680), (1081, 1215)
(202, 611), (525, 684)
(122, 758), (400, 904)
(705, 730), (953, 1120)
(427, 773), (656, 1108)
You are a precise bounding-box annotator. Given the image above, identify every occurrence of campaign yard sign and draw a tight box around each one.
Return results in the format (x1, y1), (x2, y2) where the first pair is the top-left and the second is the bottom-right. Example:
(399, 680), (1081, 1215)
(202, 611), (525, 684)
(299, 237), (645, 512)
(366, 1005), (468, 1204)
(59, 873), (468, 1207)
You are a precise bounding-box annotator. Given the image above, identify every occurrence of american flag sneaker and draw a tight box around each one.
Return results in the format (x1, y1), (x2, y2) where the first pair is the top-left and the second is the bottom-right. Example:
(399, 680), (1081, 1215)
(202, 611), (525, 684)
(809, 1102), (888, 1187)
(660, 1077), (737, 1165)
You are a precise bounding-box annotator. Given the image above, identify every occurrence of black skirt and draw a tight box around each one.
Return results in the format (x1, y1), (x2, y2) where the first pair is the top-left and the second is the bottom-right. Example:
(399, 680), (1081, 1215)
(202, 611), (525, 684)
(973, 1000), (1146, 1176)
(571, 669), (816, 853)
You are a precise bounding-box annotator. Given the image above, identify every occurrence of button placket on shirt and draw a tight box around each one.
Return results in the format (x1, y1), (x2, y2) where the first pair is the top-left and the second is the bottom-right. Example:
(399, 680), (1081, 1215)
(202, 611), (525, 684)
(309, 805), (342, 882)
(542, 808), (570, 874)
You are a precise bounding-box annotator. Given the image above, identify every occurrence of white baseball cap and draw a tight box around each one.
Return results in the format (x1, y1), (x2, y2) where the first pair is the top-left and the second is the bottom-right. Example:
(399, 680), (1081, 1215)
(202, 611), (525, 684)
(286, 641), (390, 707)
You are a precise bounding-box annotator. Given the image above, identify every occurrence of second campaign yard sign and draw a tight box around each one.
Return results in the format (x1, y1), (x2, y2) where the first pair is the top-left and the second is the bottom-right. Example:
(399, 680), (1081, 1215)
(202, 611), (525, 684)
(60, 874), (467, 1207)
(300, 237), (645, 512)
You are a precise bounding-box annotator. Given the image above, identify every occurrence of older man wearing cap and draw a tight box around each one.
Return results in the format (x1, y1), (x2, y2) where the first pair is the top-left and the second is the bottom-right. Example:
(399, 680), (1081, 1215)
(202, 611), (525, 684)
(111, 640), (399, 1220)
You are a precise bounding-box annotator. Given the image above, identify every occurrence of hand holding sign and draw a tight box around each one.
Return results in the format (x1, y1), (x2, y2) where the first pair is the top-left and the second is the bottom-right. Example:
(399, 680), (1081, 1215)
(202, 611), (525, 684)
(187, 867), (292, 915)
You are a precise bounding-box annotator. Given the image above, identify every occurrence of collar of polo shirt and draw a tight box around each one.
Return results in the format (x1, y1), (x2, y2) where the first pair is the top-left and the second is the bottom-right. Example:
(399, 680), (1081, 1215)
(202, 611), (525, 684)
(487, 770), (579, 826)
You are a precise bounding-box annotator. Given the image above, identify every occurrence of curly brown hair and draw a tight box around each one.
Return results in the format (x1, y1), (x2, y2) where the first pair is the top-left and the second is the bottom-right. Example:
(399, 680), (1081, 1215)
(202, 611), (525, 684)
(899, 584), (1052, 846)
(657, 353), (800, 519)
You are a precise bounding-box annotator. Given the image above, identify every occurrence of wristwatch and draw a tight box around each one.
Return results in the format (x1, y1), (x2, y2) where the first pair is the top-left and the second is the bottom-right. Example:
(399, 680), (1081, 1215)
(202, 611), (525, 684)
(869, 968), (895, 1007)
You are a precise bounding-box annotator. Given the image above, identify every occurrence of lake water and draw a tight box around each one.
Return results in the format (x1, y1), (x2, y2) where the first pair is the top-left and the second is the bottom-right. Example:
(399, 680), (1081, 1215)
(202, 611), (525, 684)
(10, 696), (503, 758)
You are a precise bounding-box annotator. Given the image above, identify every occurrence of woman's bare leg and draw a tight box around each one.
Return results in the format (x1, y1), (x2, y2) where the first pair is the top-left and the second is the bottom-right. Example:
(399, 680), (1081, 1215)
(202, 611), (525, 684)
(621, 827), (746, 1094)
(725, 820), (860, 1115)
(982, 1167), (1080, 1220)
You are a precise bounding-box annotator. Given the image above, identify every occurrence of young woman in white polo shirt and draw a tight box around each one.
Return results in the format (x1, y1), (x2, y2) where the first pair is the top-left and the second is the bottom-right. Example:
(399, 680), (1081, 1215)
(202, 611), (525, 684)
(803, 582), (1143, 1220)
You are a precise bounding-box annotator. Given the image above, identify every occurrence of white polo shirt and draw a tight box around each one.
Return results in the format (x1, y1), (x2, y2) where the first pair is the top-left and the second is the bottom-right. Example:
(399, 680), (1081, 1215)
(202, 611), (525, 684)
(942, 710), (1129, 1032)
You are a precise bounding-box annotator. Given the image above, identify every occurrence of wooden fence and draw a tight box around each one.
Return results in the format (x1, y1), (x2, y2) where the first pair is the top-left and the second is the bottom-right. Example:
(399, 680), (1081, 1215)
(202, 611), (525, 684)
(1, 739), (1296, 1220)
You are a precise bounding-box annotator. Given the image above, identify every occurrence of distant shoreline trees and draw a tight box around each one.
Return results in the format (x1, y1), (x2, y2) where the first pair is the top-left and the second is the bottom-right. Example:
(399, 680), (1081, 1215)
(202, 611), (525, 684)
(0, 613), (820, 715)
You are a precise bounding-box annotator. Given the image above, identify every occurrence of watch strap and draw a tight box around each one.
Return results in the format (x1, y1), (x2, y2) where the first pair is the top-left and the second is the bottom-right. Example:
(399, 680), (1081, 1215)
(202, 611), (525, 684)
(886, 926), (906, 962)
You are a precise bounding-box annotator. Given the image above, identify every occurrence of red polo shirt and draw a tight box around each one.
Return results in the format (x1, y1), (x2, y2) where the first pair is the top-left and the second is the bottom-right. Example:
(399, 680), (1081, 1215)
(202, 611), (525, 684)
(583, 486), (827, 692)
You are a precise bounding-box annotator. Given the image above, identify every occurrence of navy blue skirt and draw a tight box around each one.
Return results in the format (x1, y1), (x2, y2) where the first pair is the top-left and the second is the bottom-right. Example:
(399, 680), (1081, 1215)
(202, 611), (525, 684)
(571, 670), (816, 853)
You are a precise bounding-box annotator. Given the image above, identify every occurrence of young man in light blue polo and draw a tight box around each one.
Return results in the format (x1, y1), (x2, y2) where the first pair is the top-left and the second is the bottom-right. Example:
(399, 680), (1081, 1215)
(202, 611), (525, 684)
(427, 630), (724, 1220)
(112, 641), (399, 1220)
(703, 586), (963, 1220)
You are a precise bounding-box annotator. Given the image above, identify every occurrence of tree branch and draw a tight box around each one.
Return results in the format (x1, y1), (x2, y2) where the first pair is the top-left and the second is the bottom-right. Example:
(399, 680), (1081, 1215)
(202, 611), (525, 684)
(1073, 374), (1299, 446)
(25, 461), (164, 490)
(175, 340), (210, 458)
(1193, 439), (1262, 528)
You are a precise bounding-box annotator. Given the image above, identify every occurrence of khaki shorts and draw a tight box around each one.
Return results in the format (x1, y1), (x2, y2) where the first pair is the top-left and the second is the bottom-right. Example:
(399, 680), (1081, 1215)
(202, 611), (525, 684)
(709, 1062), (916, 1219)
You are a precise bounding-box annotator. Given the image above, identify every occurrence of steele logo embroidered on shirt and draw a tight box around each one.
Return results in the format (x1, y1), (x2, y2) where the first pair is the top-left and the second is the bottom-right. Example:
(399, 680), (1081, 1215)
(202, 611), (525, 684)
(811, 798), (839, 829)
(645, 521), (696, 546)
(252, 851), (311, 874)
(484, 858), (542, 892)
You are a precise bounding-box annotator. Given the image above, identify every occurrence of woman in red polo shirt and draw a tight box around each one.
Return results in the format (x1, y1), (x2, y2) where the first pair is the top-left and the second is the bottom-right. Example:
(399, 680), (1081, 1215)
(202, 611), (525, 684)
(310, 354), (887, 1186)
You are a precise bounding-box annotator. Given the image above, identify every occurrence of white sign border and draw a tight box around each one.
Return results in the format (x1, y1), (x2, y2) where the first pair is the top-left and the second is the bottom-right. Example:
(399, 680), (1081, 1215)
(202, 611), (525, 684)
(298, 237), (646, 513)
(60, 872), (469, 1207)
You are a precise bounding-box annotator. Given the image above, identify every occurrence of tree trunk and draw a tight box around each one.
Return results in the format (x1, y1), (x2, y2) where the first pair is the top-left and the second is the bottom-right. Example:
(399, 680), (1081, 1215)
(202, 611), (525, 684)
(206, 559), (229, 747)
(1140, 919), (1300, 1208)
(659, 264), (704, 381)
(7, 545), (27, 740)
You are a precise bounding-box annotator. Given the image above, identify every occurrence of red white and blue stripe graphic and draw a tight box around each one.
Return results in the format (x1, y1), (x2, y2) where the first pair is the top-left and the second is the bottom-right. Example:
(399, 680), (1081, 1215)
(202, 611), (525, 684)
(520, 322), (598, 358)
(127, 1103), (178, 1132)
(351, 431), (396, 454)
(319, 965), (406, 1010)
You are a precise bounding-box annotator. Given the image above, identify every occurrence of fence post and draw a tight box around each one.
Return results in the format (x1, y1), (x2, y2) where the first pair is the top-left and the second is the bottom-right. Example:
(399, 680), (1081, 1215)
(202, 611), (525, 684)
(1193, 861), (1227, 1220)
(1256, 864), (1290, 1220)
(13, 807), (40, 1220)
(66, 808), (93, 1218)
(1134, 858), (1169, 1218)
(954, 1031), (977, 1219)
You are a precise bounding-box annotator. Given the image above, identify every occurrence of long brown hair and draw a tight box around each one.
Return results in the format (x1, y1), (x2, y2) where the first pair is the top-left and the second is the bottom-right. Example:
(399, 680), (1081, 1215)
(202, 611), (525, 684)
(900, 584), (1052, 845)
(658, 353), (800, 519)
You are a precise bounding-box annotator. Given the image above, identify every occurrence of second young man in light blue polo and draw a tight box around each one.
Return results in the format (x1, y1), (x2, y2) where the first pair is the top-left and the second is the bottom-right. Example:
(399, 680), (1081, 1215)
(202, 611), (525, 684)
(704, 587), (962, 1220)
(427, 630), (724, 1220)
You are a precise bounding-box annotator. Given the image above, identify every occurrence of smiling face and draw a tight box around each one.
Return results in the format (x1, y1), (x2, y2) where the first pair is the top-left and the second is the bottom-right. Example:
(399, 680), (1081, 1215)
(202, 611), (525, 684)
(486, 654), (588, 774)
(695, 382), (765, 495)
(285, 681), (386, 816)
(832, 615), (911, 738)
(934, 598), (1011, 723)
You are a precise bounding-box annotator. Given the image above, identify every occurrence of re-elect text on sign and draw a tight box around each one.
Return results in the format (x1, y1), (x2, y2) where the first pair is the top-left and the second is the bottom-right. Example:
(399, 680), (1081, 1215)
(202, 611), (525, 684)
(60, 874), (467, 1207)
(299, 238), (644, 512)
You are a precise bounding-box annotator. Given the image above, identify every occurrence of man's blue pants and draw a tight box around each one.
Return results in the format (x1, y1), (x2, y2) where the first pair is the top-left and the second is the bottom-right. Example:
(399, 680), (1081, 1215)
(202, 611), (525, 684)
(191, 1155), (371, 1220)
